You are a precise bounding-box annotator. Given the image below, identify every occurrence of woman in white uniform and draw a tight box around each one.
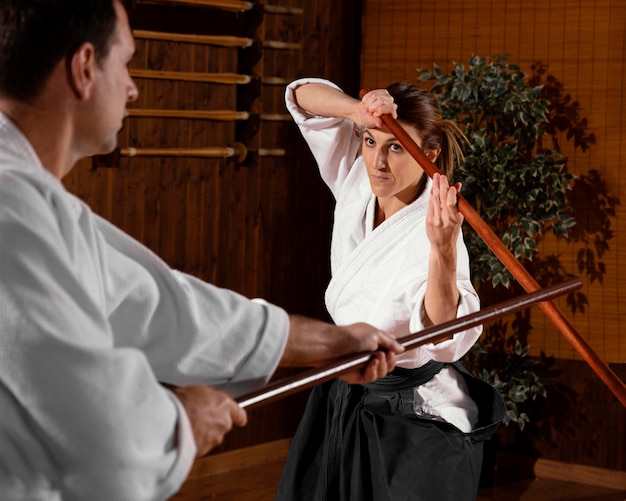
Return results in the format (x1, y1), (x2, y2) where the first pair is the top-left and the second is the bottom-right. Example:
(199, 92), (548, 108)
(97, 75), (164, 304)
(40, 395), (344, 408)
(276, 79), (505, 500)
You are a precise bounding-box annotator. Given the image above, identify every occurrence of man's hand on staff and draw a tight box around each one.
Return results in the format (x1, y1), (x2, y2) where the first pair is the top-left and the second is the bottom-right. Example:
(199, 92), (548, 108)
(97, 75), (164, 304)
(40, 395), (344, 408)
(280, 315), (404, 383)
(165, 384), (247, 458)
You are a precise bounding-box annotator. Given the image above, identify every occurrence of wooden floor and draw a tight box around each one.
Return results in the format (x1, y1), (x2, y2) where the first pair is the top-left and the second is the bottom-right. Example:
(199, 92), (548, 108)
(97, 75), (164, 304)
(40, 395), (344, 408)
(171, 439), (626, 501)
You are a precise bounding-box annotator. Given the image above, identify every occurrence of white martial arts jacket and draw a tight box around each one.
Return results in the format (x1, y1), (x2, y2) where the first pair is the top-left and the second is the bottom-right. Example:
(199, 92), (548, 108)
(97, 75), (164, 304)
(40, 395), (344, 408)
(0, 112), (289, 501)
(286, 79), (482, 431)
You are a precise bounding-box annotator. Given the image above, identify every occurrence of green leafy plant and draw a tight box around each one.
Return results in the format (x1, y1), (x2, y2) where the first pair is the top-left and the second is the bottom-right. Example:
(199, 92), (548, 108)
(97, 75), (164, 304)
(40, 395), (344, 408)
(417, 55), (618, 430)
(418, 55), (575, 291)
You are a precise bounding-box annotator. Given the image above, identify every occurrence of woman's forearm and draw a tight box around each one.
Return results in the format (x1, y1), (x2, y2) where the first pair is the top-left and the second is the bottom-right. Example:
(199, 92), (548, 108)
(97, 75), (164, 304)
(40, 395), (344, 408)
(292, 83), (362, 123)
(423, 245), (461, 327)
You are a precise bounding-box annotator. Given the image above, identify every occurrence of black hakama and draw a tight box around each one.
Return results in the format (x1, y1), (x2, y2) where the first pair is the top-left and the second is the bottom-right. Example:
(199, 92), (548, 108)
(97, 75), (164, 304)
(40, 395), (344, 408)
(276, 361), (505, 501)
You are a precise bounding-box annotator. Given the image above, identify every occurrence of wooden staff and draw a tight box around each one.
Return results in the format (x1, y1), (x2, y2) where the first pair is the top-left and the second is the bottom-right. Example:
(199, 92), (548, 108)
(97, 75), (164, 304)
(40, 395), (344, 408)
(121, 146), (245, 160)
(142, 0), (253, 12)
(133, 30), (253, 48)
(237, 279), (582, 410)
(130, 69), (251, 84)
(126, 108), (249, 121)
(358, 89), (626, 406)
(113, 144), (285, 162)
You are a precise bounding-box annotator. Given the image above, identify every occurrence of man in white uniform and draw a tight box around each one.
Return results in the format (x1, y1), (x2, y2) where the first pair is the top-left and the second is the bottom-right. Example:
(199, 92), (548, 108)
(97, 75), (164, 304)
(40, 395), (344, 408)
(0, 1), (403, 500)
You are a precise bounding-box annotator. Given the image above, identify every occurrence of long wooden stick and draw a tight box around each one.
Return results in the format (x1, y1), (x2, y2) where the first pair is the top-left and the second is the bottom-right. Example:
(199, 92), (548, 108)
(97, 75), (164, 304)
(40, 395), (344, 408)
(142, 0), (252, 12)
(359, 89), (626, 406)
(237, 279), (582, 410)
(118, 145), (285, 161)
(121, 146), (242, 158)
(127, 108), (290, 122)
(130, 69), (251, 84)
(126, 108), (249, 121)
(133, 30), (253, 48)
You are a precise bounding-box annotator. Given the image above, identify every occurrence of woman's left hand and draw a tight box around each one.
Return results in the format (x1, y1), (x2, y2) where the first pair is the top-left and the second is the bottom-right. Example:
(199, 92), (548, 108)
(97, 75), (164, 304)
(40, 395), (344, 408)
(426, 173), (464, 249)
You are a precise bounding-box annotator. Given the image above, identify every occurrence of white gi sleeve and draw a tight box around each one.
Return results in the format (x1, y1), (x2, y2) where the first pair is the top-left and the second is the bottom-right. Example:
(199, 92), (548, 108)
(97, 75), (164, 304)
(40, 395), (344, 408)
(285, 78), (363, 198)
(96, 214), (290, 397)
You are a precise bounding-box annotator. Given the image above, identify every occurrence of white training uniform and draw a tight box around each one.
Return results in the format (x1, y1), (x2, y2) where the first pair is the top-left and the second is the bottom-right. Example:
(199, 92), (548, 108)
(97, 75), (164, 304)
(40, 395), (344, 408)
(286, 79), (482, 431)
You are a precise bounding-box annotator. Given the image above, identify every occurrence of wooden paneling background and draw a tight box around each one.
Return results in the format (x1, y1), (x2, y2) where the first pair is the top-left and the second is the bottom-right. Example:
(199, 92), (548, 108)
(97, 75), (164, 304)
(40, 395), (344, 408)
(360, 0), (626, 471)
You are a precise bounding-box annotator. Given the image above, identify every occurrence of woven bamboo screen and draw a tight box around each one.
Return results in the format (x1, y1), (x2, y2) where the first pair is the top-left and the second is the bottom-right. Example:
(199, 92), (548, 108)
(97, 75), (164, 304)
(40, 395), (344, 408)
(361, 0), (625, 363)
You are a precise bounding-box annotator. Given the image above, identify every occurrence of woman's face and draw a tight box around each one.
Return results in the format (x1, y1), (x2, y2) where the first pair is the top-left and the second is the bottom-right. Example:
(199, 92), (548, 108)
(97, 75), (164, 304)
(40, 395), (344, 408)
(362, 121), (433, 205)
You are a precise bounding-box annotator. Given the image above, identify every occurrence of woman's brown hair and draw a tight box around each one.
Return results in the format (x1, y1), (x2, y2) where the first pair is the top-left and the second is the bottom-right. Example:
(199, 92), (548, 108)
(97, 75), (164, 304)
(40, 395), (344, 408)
(387, 81), (468, 180)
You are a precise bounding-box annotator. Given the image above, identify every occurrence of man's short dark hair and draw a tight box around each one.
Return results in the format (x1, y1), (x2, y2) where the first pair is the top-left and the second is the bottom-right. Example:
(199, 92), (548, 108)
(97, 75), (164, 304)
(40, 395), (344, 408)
(0, 0), (134, 102)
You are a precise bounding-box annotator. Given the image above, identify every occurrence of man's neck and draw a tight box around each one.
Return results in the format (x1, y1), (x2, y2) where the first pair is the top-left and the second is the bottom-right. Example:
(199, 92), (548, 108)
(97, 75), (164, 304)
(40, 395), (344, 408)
(0, 96), (76, 180)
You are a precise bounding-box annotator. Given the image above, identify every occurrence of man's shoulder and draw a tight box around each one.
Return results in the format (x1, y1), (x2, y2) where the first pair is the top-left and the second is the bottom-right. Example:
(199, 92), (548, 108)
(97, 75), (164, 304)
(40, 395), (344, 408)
(0, 166), (51, 208)
(0, 165), (71, 239)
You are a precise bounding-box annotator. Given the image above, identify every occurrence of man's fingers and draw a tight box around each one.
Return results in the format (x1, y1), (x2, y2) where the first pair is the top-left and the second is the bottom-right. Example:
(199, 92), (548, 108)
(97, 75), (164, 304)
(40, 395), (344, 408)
(376, 331), (404, 354)
(232, 403), (248, 427)
(367, 351), (396, 379)
(344, 351), (394, 384)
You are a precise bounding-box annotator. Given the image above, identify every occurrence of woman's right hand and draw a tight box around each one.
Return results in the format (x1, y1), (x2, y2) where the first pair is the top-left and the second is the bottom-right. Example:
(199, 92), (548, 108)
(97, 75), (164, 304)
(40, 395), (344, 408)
(357, 89), (398, 128)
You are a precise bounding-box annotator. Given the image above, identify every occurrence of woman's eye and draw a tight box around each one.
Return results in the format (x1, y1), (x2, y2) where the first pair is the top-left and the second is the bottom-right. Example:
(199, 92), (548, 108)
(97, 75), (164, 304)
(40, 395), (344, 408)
(390, 143), (402, 152)
(364, 137), (375, 146)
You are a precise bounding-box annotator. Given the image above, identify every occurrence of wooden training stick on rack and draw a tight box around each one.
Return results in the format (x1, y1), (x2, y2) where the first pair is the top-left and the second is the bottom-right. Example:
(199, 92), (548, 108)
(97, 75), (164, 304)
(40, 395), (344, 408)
(120, 146), (248, 161)
(126, 108), (250, 121)
(133, 30), (253, 48)
(93, 143), (286, 166)
(237, 279), (583, 410)
(358, 88), (626, 407)
(141, 0), (253, 12)
(129, 69), (251, 84)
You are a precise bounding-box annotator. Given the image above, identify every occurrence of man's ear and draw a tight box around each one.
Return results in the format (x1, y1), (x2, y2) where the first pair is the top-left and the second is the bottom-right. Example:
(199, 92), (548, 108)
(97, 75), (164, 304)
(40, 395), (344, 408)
(67, 42), (97, 100)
